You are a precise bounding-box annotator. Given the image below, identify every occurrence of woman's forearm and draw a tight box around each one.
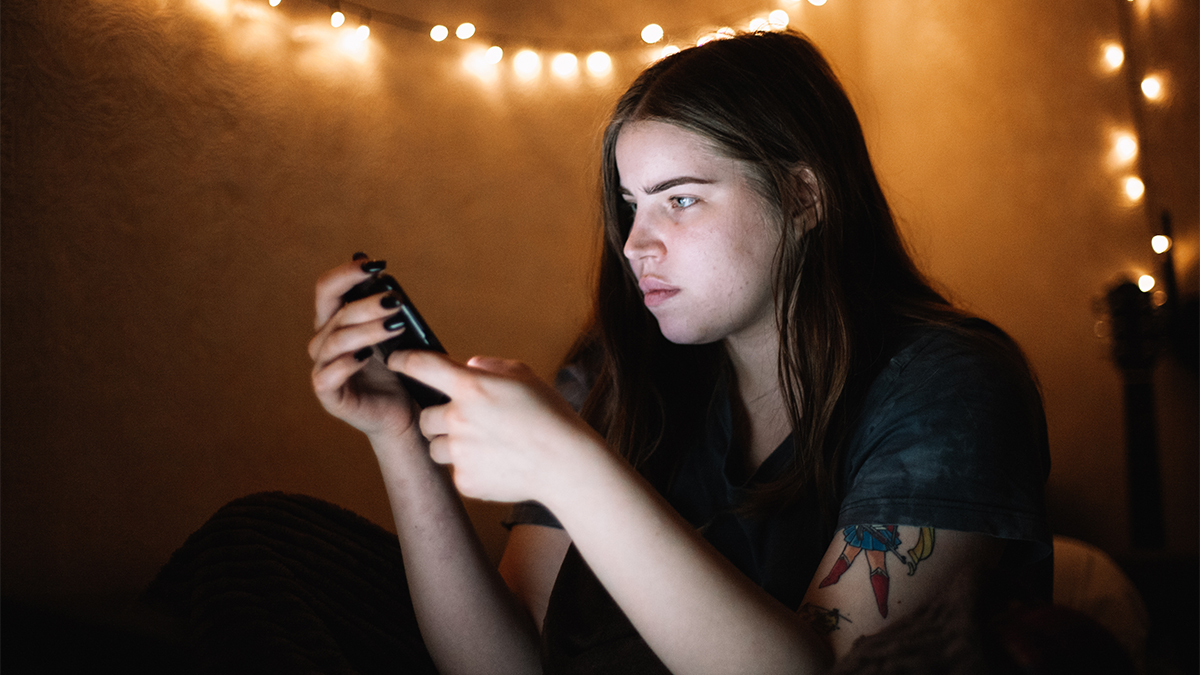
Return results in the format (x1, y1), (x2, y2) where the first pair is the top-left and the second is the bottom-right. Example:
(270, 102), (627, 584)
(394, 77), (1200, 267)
(370, 431), (542, 675)
(542, 445), (832, 675)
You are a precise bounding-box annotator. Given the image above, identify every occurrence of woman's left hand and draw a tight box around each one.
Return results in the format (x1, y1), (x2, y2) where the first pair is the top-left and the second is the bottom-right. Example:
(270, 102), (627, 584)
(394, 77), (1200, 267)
(387, 350), (603, 504)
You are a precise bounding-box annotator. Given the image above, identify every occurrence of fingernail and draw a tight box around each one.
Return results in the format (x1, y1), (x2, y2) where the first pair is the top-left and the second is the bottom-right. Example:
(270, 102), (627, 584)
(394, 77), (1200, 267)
(380, 294), (401, 309)
(353, 347), (373, 361)
(379, 274), (400, 292)
(361, 260), (387, 274)
(383, 313), (406, 331)
(352, 252), (369, 261)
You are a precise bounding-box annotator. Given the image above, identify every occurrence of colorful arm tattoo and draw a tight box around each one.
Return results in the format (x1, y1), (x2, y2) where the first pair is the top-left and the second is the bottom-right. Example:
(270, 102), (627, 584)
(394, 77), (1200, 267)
(816, 525), (937, 618)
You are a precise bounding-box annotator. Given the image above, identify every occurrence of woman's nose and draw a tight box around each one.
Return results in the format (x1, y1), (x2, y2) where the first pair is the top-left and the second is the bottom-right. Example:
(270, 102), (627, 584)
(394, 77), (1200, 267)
(623, 212), (666, 262)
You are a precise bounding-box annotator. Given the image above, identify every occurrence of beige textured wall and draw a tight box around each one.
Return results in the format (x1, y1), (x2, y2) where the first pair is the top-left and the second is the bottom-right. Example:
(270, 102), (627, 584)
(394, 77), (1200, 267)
(2, 0), (1196, 620)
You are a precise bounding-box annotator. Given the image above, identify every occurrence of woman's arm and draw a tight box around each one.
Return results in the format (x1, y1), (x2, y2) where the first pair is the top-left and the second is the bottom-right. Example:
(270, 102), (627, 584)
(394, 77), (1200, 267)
(309, 258), (545, 675)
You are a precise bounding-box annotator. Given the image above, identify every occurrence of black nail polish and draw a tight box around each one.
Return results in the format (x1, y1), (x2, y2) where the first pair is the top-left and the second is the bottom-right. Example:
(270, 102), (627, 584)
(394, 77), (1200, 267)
(361, 260), (387, 274)
(352, 251), (369, 261)
(380, 294), (401, 309)
(353, 346), (373, 361)
(379, 274), (400, 292)
(383, 313), (406, 331)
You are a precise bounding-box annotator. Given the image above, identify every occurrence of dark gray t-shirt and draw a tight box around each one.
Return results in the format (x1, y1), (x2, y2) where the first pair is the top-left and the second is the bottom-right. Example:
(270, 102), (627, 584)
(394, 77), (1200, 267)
(510, 322), (1052, 672)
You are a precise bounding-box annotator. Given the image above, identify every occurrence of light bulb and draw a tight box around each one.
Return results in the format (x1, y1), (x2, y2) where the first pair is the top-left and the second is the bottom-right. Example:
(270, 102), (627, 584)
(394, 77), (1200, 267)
(769, 10), (790, 28)
(551, 53), (578, 78)
(514, 50), (541, 79)
(1114, 134), (1138, 162)
(330, 10), (345, 27)
(456, 23), (475, 39)
(1151, 235), (1172, 254)
(430, 25), (448, 41)
(641, 24), (664, 44)
(485, 46), (503, 64)
(357, 24), (370, 40)
(1103, 44), (1124, 69)
(269, 0), (281, 7)
(1124, 176), (1145, 200)
(809, 0), (828, 5)
(1141, 75), (1163, 100)
(586, 51), (612, 76)
(660, 45), (681, 58)
(749, 17), (769, 32)
(1138, 275), (1155, 292)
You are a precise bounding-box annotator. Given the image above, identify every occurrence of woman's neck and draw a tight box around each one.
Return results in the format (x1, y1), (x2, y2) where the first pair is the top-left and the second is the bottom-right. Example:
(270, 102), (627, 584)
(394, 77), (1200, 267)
(725, 330), (790, 480)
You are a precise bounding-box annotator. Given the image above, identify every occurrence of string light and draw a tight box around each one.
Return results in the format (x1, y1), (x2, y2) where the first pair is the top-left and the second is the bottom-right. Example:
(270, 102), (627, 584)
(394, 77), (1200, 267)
(749, 17), (769, 32)
(1151, 235), (1172, 254)
(660, 45), (681, 59)
(485, 46), (503, 64)
(808, 0), (828, 6)
(356, 10), (370, 41)
(430, 25), (448, 41)
(1113, 132), (1138, 163)
(1138, 275), (1156, 293)
(586, 51), (612, 76)
(1103, 43), (1124, 69)
(1140, 75), (1163, 100)
(329, 2), (344, 28)
(269, 0), (281, 7)
(769, 10), (790, 28)
(551, 52), (578, 78)
(641, 24), (664, 44)
(456, 22), (475, 39)
(1124, 176), (1145, 201)
(513, 50), (541, 79)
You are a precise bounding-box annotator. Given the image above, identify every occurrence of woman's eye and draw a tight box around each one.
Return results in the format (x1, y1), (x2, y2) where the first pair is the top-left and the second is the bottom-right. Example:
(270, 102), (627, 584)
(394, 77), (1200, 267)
(670, 196), (697, 209)
(623, 201), (638, 215)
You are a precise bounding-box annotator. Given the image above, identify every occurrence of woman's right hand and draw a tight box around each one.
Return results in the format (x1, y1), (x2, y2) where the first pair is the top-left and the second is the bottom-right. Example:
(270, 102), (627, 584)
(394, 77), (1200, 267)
(308, 256), (417, 440)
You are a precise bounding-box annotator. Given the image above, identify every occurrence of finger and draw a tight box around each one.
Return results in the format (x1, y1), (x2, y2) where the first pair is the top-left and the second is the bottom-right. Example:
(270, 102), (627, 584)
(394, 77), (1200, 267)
(311, 350), (371, 403)
(308, 291), (407, 362)
(388, 349), (475, 397)
(427, 435), (453, 465)
(312, 319), (407, 370)
(314, 256), (388, 330)
(418, 402), (449, 440)
(465, 355), (530, 378)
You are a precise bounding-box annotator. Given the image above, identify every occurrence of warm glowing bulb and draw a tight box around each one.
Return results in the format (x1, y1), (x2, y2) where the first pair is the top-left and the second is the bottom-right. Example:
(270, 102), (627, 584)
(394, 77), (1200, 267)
(1124, 176), (1145, 200)
(456, 23), (475, 39)
(1114, 134), (1138, 162)
(716, 27), (735, 38)
(1151, 235), (1172, 254)
(809, 0), (827, 5)
(551, 53), (578, 77)
(485, 46), (503, 64)
(269, 0), (281, 7)
(641, 24), (664, 44)
(1138, 275), (1155, 292)
(586, 51), (612, 76)
(749, 17), (769, 32)
(331, 10), (345, 27)
(1103, 44), (1124, 69)
(660, 45), (681, 59)
(430, 25), (448, 41)
(769, 10), (790, 28)
(1141, 75), (1163, 100)
(357, 24), (370, 40)
(514, 50), (541, 78)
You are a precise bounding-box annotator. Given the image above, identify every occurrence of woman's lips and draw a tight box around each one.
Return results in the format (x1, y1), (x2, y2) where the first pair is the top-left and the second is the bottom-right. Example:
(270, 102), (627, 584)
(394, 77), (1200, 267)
(639, 277), (680, 308)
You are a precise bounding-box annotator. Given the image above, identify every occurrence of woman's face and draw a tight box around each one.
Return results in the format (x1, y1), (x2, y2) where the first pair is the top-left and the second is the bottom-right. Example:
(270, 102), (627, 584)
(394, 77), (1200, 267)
(616, 121), (781, 348)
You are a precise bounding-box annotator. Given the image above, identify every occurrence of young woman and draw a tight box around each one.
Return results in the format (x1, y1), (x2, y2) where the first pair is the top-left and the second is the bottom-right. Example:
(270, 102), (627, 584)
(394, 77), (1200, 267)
(308, 30), (1050, 674)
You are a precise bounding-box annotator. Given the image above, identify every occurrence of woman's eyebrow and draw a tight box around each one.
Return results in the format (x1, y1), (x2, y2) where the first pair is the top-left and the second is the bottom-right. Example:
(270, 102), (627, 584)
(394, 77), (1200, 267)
(619, 176), (715, 196)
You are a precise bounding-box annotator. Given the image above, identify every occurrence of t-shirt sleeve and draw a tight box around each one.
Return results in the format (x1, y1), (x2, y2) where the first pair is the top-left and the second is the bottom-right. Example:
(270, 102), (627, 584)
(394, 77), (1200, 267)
(836, 325), (1051, 561)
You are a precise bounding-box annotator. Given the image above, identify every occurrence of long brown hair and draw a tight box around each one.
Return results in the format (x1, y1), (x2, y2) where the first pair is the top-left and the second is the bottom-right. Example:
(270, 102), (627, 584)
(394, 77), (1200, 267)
(580, 31), (984, 520)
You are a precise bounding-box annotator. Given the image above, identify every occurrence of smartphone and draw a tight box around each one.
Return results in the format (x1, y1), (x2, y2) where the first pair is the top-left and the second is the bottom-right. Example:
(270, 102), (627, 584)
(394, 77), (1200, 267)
(341, 273), (450, 408)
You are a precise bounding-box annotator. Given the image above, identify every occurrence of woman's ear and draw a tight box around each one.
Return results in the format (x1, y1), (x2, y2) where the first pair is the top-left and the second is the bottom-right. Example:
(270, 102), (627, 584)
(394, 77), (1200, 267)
(790, 166), (823, 236)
